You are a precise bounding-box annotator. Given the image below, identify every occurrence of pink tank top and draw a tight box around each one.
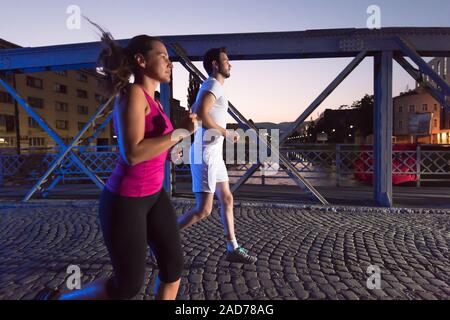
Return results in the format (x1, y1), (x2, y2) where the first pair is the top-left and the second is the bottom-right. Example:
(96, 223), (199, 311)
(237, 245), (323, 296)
(106, 87), (174, 197)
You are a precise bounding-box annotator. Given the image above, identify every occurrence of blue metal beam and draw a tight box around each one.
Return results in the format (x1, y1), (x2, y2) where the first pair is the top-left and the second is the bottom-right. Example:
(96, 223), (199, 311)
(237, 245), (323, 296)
(2, 28), (450, 73)
(374, 51), (393, 207)
(396, 36), (450, 111)
(394, 55), (450, 111)
(231, 51), (368, 192)
(82, 111), (114, 148)
(0, 76), (110, 200)
(160, 83), (172, 196)
(169, 43), (328, 204)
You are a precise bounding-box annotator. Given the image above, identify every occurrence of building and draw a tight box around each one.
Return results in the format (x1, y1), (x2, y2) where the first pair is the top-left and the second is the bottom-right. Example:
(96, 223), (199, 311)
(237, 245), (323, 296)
(393, 87), (447, 144)
(393, 56), (450, 144)
(416, 57), (449, 89)
(0, 38), (112, 150)
(0, 38), (189, 151)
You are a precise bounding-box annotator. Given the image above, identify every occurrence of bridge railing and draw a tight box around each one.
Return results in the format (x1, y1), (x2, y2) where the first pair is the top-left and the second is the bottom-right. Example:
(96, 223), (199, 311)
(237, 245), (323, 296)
(1, 144), (449, 188)
(0, 145), (119, 186)
(172, 143), (450, 191)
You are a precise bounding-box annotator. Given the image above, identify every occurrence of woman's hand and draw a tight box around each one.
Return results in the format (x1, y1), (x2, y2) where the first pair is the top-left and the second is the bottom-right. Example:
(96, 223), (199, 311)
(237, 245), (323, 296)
(169, 143), (184, 164)
(179, 111), (198, 134)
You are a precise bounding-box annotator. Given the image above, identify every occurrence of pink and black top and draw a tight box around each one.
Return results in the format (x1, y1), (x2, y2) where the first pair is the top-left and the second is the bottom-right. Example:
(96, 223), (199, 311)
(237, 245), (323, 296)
(106, 87), (174, 197)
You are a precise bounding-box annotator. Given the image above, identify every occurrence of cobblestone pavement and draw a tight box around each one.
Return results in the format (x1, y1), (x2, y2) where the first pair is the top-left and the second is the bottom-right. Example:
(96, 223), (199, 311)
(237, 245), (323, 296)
(0, 199), (448, 300)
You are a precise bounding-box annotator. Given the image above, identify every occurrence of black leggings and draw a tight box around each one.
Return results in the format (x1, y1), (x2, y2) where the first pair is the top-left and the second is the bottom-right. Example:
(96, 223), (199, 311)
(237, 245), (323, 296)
(98, 187), (183, 299)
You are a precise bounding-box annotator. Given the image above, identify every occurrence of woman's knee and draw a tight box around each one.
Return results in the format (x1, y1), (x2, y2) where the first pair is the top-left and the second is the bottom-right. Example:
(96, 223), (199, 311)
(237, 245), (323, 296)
(158, 252), (184, 283)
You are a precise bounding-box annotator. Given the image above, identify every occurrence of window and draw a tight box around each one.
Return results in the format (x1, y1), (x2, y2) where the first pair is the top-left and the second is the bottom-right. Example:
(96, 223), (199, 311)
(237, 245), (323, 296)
(437, 61), (441, 76)
(28, 96), (44, 108)
(0, 91), (13, 103)
(29, 137), (45, 146)
(77, 105), (89, 115)
(422, 104), (428, 111)
(398, 106), (403, 113)
(26, 76), (43, 89)
(434, 104), (438, 112)
(56, 120), (69, 130)
(76, 89), (88, 99)
(55, 101), (68, 112)
(78, 122), (87, 130)
(0, 115), (15, 132)
(54, 83), (68, 94)
(409, 105), (415, 113)
(76, 73), (88, 82)
(399, 120), (403, 129)
(434, 119), (438, 128)
(28, 117), (39, 128)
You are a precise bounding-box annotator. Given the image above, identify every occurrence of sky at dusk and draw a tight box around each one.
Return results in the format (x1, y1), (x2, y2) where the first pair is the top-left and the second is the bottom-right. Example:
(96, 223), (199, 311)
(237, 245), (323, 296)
(1, 0), (449, 123)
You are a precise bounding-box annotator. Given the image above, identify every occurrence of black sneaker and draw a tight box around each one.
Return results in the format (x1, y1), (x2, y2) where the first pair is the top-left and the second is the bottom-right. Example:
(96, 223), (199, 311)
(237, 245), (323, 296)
(35, 287), (61, 300)
(225, 247), (257, 264)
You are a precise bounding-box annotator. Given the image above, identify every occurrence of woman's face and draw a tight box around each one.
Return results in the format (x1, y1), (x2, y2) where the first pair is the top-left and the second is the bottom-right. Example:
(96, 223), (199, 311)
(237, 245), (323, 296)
(142, 41), (173, 83)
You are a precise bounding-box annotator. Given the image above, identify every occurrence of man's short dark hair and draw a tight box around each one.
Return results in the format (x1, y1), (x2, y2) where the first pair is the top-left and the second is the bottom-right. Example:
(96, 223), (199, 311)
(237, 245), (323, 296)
(203, 47), (227, 76)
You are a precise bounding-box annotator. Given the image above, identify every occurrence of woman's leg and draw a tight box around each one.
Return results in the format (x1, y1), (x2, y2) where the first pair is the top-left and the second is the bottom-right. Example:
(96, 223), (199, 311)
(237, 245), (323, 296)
(58, 189), (151, 300)
(147, 190), (184, 300)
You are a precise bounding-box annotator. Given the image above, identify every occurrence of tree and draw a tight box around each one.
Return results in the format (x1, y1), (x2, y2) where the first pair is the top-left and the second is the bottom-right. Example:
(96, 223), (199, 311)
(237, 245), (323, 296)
(352, 94), (374, 137)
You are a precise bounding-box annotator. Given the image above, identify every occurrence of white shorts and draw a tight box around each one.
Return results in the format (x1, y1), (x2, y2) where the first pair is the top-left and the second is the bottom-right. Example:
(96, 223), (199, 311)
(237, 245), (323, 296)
(190, 144), (229, 193)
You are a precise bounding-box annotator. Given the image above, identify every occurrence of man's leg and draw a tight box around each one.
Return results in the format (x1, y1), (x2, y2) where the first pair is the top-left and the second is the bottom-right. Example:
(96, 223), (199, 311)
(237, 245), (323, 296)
(215, 181), (257, 264)
(214, 181), (236, 242)
(178, 192), (214, 231)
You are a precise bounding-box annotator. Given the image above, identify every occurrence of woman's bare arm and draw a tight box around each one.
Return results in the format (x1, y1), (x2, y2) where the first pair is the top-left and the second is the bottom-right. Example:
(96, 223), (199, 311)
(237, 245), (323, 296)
(116, 84), (188, 166)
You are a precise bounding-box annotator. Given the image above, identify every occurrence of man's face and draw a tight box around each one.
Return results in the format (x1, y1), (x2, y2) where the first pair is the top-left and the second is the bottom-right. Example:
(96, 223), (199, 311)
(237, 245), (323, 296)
(217, 52), (231, 78)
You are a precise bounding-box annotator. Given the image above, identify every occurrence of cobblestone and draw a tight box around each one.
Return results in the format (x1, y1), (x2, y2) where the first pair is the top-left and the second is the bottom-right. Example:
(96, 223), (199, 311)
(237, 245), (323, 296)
(0, 200), (448, 300)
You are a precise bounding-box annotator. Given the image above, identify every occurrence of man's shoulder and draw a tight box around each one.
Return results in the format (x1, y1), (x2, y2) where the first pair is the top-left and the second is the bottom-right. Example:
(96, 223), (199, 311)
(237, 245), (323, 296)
(202, 77), (223, 87)
(200, 77), (223, 99)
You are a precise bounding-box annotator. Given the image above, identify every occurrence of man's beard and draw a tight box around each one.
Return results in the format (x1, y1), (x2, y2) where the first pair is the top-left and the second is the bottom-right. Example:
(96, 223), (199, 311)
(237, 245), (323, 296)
(218, 65), (230, 78)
